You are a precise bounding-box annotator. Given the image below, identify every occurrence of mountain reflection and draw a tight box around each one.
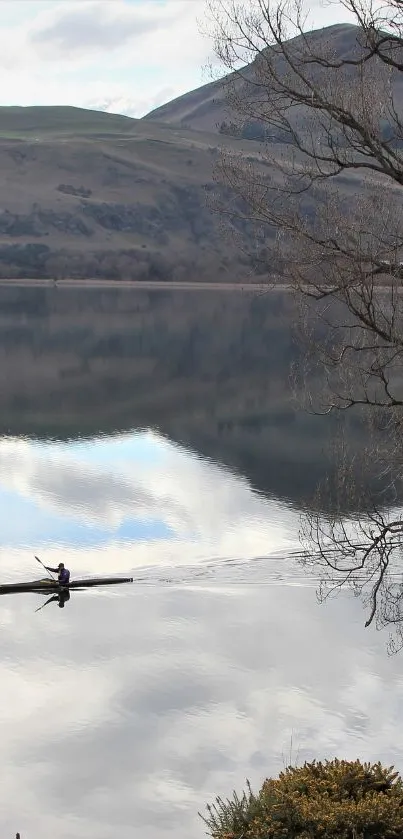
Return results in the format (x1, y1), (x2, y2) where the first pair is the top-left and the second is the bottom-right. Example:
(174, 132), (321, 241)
(0, 285), (368, 510)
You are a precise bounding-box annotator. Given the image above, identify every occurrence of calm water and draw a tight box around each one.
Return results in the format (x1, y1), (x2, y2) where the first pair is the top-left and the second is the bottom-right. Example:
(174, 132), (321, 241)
(0, 287), (402, 839)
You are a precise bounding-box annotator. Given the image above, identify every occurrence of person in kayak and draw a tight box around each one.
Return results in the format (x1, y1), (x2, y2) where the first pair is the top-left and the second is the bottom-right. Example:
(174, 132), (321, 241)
(45, 562), (70, 585)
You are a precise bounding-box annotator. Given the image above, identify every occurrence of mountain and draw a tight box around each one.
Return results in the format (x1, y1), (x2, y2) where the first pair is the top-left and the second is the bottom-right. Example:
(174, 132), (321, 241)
(143, 76), (228, 133)
(0, 23), (397, 281)
(144, 23), (374, 132)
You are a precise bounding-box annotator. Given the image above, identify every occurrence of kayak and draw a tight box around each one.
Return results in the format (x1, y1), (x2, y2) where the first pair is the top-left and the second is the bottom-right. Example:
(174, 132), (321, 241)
(0, 576), (133, 595)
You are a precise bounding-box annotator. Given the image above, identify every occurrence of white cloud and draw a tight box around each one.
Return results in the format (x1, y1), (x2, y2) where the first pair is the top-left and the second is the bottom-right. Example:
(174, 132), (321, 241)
(29, 0), (173, 56)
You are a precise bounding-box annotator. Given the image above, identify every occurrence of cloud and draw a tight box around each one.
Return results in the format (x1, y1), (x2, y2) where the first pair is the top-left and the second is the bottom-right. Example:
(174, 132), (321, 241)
(29, 0), (181, 56)
(27, 0), (209, 68)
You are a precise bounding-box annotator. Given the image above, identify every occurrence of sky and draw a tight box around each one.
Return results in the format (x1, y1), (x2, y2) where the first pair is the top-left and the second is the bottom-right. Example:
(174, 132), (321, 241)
(0, 0), (353, 119)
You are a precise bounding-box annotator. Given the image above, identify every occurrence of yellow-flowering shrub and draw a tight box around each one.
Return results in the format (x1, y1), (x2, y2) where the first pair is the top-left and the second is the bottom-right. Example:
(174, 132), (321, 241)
(201, 759), (403, 839)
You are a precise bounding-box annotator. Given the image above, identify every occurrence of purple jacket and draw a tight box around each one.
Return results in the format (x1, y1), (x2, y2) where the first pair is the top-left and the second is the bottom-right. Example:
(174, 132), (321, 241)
(47, 566), (70, 584)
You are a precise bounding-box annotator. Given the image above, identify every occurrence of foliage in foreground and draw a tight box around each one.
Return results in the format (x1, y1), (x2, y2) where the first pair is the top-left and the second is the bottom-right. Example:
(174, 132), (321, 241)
(201, 759), (403, 839)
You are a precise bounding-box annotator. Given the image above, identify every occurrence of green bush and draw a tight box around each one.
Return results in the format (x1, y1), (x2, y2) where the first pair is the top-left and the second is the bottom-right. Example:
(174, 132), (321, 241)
(201, 759), (403, 839)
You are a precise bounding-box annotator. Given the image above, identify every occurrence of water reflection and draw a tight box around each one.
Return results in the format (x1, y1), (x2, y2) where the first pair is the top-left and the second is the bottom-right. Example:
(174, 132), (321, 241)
(35, 589), (70, 612)
(0, 430), (298, 581)
(0, 285), (365, 509)
(3, 581), (403, 839)
(0, 288), (401, 839)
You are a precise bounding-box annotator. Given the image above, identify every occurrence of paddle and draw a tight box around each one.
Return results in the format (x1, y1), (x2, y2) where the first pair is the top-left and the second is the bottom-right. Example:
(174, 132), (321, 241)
(34, 594), (58, 613)
(35, 556), (54, 580)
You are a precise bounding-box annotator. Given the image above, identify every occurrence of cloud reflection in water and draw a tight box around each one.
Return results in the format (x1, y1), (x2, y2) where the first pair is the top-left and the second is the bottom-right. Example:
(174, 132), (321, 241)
(0, 431), (402, 839)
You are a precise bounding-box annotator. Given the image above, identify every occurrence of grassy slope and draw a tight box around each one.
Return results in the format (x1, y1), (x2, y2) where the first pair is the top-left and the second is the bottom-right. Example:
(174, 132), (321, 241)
(0, 105), (279, 281)
(0, 105), (137, 138)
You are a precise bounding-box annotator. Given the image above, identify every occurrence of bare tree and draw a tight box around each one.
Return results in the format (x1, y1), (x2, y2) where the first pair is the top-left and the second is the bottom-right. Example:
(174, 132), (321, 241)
(208, 0), (403, 642)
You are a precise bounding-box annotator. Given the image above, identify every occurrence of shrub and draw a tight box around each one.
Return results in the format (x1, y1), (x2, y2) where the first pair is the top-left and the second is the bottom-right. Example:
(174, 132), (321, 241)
(201, 759), (403, 839)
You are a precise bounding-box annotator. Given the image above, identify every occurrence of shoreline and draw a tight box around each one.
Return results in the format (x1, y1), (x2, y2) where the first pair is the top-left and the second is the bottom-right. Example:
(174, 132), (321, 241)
(0, 278), (273, 292)
(0, 278), (395, 293)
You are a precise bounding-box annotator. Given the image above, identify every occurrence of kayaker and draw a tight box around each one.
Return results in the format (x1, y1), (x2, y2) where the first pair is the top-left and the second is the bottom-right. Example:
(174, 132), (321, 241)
(45, 562), (70, 585)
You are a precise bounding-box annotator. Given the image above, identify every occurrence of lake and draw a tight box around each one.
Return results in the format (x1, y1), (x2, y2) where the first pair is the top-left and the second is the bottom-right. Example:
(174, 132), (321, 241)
(0, 286), (402, 839)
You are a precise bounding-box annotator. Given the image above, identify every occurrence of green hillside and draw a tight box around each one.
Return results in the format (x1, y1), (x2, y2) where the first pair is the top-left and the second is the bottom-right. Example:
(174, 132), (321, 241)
(0, 105), (138, 139)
